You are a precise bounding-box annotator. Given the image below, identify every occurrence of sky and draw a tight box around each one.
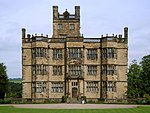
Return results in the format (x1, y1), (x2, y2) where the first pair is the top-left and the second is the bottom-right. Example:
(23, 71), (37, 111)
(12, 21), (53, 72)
(0, 0), (150, 78)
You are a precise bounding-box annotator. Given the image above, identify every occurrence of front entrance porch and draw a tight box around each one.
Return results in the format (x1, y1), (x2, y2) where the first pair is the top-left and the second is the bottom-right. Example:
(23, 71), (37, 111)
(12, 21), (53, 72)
(72, 87), (78, 98)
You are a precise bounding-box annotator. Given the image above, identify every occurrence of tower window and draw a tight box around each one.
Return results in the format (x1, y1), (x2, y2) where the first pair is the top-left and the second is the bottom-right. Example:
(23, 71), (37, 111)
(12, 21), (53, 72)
(53, 66), (62, 75)
(33, 82), (47, 93)
(32, 48), (47, 58)
(107, 65), (117, 75)
(68, 65), (81, 76)
(107, 81), (116, 92)
(87, 65), (97, 75)
(32, 65), (48, 75)
(87, 49), (97, 60)
(68, 48), (82, 58)
(86, 81), (98, 92)
(53, 49), (62, 60)
(59, 35), (66, 38)
(102, 48), (117, 59)
(102, 65), (117, 76)
(51, 82), (63, 93)
(70, 24), (75, 30)
(58, 24), (62, 30)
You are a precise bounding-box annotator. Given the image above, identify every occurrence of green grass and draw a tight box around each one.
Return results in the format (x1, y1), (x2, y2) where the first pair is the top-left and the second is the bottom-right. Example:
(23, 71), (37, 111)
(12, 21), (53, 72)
(9, 80), (22, 83)
(0, 106), (150, 113)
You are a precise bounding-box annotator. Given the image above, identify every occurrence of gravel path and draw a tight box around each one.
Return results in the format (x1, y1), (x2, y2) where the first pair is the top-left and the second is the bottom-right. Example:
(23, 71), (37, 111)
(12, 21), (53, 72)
(8, 104), (142, 109)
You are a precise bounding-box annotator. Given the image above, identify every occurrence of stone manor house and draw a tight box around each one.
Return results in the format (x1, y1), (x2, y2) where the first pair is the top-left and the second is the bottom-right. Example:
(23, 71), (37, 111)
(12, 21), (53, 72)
(22, 6), (128, 102)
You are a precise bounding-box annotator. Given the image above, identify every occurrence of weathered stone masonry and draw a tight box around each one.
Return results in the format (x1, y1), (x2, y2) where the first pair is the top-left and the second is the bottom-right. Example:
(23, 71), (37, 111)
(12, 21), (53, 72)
(22, 6), (128, 101)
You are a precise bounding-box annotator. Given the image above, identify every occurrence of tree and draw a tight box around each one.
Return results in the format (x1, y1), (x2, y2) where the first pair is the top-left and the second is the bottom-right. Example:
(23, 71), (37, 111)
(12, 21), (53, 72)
(127, 60), (142, 98)
(0, 63), (8, 100)
(140, 54), (150, 96)
(7, 82), (22, 98)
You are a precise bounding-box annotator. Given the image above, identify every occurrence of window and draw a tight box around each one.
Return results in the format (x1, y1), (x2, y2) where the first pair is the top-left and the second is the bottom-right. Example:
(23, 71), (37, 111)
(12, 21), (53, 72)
(102, 65), (116, 76)
(86, 82), (98, 92)
(68, 48), (82, 59)
(87, 49), (97, 60)
(53, 66), (62, 75)
(103, 48), (117, 59)
(32, 65), (48, 75)
(58, 24), (62, 30)
(72, 82), (78, 86)
(51, 82), (63, 93)
(53, 49), (62, 60)
(32, 48), (47, 58)
(107, 81), (116, 92)
(32, 82), (47, 93)
(59, 35), (66, 38)
(107, 65), (116, 75)
(70, 24), (75, 30)
(102, 65), (107, 75)
(87, 65), (97, 75)
(68, 65), (81, 76)
(36, 82), (47, 93)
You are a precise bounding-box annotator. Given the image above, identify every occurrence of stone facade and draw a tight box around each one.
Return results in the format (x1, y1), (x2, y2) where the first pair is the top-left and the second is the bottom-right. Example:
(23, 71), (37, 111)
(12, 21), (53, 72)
(22, 6), (128, 101)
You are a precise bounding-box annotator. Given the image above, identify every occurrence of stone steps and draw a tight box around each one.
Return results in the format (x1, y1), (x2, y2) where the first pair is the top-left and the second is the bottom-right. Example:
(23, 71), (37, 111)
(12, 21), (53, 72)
(69, 98), (80, 104)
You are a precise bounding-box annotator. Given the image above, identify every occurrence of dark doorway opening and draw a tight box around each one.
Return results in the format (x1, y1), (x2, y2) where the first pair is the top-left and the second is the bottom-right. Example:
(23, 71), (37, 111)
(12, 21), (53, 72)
(72, 87), (77, 98)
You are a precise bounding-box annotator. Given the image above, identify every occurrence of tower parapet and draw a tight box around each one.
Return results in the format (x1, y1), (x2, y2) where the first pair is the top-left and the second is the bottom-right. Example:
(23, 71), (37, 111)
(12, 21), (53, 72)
(52, 6), (81, 38)
(53, 6), (80, 20)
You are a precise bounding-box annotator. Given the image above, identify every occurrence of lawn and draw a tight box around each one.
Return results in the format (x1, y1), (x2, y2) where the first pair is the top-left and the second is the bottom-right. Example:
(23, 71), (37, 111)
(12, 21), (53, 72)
(0, 106), (150, 113)
(9, 79), (21, 83)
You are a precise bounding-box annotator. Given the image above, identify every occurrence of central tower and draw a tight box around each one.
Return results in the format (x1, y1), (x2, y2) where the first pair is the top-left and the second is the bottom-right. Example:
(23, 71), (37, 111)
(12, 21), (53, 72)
(52, 6), (81, 38)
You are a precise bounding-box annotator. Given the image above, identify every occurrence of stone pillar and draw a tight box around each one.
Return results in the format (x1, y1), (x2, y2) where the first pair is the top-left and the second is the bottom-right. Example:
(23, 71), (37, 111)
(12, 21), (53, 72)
(53, 6), (58, 20)
(22, 28), (26, 39)
(75, 6), (80, 19)
(124, 27), (128, 38)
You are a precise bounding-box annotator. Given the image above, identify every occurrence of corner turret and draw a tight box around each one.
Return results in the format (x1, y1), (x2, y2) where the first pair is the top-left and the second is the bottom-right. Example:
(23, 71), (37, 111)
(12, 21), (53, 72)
(124, 27), (128, 38)
(22, 28), (26, 39)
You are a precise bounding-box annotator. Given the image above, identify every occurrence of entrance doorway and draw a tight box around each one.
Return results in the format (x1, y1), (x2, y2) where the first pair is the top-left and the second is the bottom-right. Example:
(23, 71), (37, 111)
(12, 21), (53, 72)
(72, 87), (77, 98)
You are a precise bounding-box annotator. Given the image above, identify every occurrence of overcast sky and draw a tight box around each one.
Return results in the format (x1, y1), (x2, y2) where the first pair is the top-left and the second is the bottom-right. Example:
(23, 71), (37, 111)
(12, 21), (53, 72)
(0, 0), (150, 78)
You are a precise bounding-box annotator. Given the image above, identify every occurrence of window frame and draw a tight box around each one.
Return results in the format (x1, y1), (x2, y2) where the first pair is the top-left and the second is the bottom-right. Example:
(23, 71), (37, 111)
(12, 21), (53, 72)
(32, 65), (48, 75)
(32, 48), (47, 58)
(69, 24), (75, 30)
(107, 81), (116, 92)
(102, 48), (117, 59)
(68, 65), (81, 76)
(53, 49), (63, 60)
(53, 66), (62, 76)
(32, 82), (47, 93)
(87, 49), (97, 60)
(51, 82), (64, 93)
(86, 81), (98, 92)
(58, 24), (63, 30)
(68, 48), (82, 59)
(102, 65), (117, 76)
(87, 65), (97, 75)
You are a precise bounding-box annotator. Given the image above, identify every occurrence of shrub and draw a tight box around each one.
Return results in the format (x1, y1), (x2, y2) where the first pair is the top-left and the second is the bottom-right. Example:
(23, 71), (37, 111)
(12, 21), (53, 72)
(81, 96), (86, 102)
(136, 99), (145, 104)
(61, 95), (68, 103)
(87, 100), (96, 104)
(145, 94), (150, 104)
(0, 99), (11, 104)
